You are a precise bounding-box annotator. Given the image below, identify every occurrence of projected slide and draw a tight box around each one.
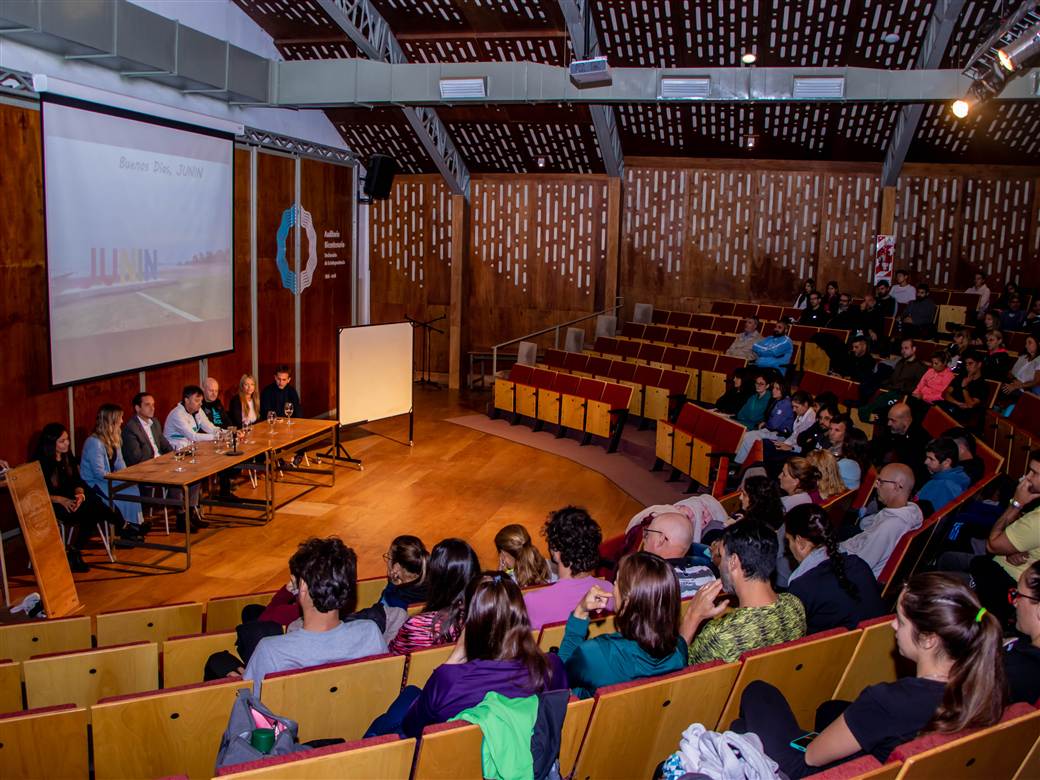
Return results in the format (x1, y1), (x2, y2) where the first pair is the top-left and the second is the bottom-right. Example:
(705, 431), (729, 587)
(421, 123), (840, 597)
(43, 99), (234, 385)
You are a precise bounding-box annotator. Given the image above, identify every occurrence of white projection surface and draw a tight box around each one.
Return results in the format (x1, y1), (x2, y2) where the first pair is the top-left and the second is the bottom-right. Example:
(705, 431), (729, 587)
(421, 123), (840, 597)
(338, 323), (413, 426)
(42, 99), (234, 385)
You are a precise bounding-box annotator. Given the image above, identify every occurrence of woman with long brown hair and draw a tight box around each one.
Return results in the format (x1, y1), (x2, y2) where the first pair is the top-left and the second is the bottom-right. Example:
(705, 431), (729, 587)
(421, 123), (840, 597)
(732, 573), (1005, 778)
(80, 403), (146, 544)
(560, 551), (686, 698)
(368, 572), (566, 738)
(228, 374), (260, 428)
(495, 523), (552, 588)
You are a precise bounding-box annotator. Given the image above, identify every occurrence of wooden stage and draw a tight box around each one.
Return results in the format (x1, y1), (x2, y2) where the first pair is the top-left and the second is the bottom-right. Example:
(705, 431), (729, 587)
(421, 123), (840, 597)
(6, 390), (640, 616)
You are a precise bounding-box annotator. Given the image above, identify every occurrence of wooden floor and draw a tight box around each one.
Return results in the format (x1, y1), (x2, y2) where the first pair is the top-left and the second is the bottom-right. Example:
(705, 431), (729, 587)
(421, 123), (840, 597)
(7, 389), (641, 616)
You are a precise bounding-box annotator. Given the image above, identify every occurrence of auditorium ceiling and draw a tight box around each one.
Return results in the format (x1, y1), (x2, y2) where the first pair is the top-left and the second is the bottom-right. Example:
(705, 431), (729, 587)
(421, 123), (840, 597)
(233, 0), (1040, 173)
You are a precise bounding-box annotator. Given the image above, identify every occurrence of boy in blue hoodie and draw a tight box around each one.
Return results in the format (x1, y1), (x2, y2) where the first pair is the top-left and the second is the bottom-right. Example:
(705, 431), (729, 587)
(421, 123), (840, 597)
(915, 436), (971, 515)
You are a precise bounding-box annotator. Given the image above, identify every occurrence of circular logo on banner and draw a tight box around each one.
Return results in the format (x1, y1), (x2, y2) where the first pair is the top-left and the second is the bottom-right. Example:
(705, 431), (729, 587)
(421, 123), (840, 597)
(275, 205), (319, 294)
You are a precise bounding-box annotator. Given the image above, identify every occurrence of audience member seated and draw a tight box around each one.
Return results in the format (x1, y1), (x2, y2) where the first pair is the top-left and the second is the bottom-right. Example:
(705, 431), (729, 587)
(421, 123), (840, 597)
(858, 292), (886, 352)
(379, 535), (430, 609)
(734, 372), (773, 430)
(890, 269), (917, 310)
(870, 402), (929, 489)
(561, 551), (687, 698)
(938, 350), (988, 430)
(840, 463), (923, 578)
(779, 458), (822, 512)
(945, 427), (984, 486)
(805, 450), (846, 503)
(911, 350), (955, 404)
(759, 390), (816, 460)
(1001, 334), (1040, 407)
(733, 573), (1004, 778)
(832, 419), (869, 490)
(727, 477), (785, 538)
(641, 512), (716, 597)
(822, 281), (841, 315)
(79, 403), (146, 543)
(835, 335), (877, 388)
(725, 317), (763, 360)
(981, 330), (1014, 382)
(820, 414), (855, 487)
(260, 364), (302, 419)
(524, 506), (612, 630)
(793, 278), (815, 310)
(164, 384), (218, 447)
(1028, 299), (1040, 338)
(228, 373), (261, 428)
(751, 322), (794, 375)
(966, 271), (991, 315)
(243, 537), (387, 694)
(201, 376), (229, 428)
(995, 281), (1022, 313)
(713, 369), (753, 416)
(828, 292), (861, 331)
(799, 291), (829, 325)
(947, 328), (972, 372)
(915, 437), (970, 516)
(681, 523), (806, 665)
(734, 379), (794, 463)
(900, 283), (937, 339)
(369, 573), (566, 738)
(784, 504), (885, 633)
(787, 400), (837, 456)
(34, 423), (104, 573)
(389, 538), (479, 653)
(495, 524), (552, 588)
(1006, 561), (1040, 704)
(874, 279), (896, 317)
(971, 312), (1000, 346)
(857, 337), (927, 421)
(1000, 296), (1028, 332)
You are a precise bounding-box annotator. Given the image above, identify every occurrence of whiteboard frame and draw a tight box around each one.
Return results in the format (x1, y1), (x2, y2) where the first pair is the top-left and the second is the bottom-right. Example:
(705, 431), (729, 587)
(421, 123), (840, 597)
(336, 322), (415, 440)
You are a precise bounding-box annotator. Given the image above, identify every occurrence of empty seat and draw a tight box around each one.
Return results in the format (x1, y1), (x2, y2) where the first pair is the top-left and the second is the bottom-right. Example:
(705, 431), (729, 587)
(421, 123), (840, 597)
(0, 616), (92, 664)
(92, 678), (251, 780)
(206, 592), (277, 634)
(544, 348), (567, 369)
(0, 704), (88, 780)
(563, 351), (590, 373)
(217, 735), (415, 779)
(413, 721), (483, 780)
(592, 336), (619, 356)
(23, 641), (159, 712)
(667, 311), (693, 328)
(621, 321), (646, 339)
(260, 654), (407, 742)
(644, 324), (669, 343)
(710, 302), (734, 316)
(96, 602), (204, 647)
(586, 355), (613, 378)
(637, 342), (666, 364)
(163, 631), (239, 688)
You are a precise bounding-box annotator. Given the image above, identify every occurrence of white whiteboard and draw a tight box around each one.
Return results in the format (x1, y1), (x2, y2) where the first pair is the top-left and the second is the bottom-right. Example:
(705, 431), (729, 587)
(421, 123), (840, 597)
(338, 323), (413, 426)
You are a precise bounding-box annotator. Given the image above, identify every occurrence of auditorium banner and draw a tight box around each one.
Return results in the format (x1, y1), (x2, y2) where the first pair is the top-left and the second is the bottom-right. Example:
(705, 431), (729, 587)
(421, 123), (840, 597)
(874, 235), (895, 283)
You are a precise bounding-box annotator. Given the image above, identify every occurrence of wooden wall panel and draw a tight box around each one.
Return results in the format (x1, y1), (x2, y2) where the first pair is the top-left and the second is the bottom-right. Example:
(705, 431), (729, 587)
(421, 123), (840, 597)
(0, 103), (68, 461)
(71, 374), (141, 447)
(369, 175), (452, 373)
(299, 158), (353, 415)
(207, 148), (255, 390)
(254, 152), (297, 400)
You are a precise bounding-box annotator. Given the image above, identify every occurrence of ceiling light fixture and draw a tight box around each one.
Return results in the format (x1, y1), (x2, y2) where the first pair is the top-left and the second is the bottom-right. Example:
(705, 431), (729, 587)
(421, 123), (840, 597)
(997, 21), (1040, 71)
(743, 133), (758, 149)
(741, 52), (757, 65)
(951, 99), (971, 118)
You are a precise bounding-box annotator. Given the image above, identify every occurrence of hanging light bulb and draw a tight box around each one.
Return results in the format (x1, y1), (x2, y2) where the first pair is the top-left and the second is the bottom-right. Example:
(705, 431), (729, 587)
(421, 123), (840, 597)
(951, 99), (972, 119)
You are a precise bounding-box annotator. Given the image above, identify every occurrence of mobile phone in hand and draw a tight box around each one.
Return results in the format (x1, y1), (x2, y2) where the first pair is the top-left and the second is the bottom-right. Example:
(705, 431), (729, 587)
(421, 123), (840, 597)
(789, 732), (818, 752)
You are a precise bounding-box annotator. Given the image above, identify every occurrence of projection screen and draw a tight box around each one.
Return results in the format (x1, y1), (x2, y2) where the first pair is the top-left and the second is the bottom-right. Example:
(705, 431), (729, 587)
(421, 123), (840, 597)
(42, 96), (234, 385)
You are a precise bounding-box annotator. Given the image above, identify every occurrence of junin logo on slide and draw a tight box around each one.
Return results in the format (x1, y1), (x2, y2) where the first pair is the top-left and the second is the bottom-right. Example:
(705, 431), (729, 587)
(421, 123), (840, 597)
(275, 204), (319, 294)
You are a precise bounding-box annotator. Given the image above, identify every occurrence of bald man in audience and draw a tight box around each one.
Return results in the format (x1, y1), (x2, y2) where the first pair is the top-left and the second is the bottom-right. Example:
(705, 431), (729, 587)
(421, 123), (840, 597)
(840, 463), (923, 578)
(642, 512), (717, 597)
(870, 402), (929, 489)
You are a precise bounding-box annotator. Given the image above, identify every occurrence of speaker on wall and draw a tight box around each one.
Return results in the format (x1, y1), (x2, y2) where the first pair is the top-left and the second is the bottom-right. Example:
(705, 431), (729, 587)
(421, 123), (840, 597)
(363, 154), (398, 200)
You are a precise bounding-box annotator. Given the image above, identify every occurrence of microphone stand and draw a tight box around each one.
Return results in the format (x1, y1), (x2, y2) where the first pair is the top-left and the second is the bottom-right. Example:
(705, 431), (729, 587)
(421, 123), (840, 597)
(406, 314), (446, 389)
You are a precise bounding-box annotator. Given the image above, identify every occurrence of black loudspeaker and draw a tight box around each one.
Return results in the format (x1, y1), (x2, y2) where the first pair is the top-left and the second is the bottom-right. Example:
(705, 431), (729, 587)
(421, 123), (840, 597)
(363, 154), (397, 200)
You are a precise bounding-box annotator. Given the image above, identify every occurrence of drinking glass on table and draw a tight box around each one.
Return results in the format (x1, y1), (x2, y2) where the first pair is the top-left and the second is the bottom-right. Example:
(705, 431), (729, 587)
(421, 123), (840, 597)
(267, 411), (277, 432)
(172, 447), (185, 472)
(188, 441), (197, 464)
(284, 402), (294, 427)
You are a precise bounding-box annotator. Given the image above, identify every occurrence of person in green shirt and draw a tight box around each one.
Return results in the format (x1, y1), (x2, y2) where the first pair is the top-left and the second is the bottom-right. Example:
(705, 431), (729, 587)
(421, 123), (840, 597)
(681, 521), (806, 665)
(558, 551), (687, 698)
(734, 373), (773, 430)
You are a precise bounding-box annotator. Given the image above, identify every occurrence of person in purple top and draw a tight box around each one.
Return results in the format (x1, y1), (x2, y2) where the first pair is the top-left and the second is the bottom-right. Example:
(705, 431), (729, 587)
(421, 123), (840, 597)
(367, 572), (567, 737)
(524, 506), (613, 630)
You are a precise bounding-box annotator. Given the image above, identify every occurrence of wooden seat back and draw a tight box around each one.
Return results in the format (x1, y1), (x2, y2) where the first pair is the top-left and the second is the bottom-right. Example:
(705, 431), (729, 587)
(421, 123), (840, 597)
(0, 660), (22, 712)
(23, 641), (159, 712)
(96, 602), (204, 647)
(205, 592), (277, 633)
(0, 616), (92, 664)
(413, 721), (484, 779)
(215, 735), (415, 779)
(163, 631), (239, 688)
(573, 662), (741, 780)
(404, 644), (455, 689)
(832, 615), (904, 701)
(260, 653), (406, 742)
(92, 678), (251, 780)
(537, 614), (614, 653)
(560, 696), (595, 777)
(355, 577), (389, 610)
(0, 704), (88, 779)
(717, 629), (861, 731)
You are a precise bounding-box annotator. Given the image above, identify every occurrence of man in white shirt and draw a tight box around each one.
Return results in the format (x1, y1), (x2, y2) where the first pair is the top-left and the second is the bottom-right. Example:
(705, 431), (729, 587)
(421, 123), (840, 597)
(890, 269), (917, 308)
(966, 272), (991, 315)
(164, 385), (218, 449)
(840, 462), (923, 579)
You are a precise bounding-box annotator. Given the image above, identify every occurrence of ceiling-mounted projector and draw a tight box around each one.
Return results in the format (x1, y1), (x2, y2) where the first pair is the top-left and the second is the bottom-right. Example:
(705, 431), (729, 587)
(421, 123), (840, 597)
(569, 56), (612, 87)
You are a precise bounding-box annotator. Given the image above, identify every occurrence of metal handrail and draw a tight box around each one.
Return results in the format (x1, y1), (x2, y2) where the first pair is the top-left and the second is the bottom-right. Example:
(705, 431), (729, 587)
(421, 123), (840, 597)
(491, 297), (624, 377)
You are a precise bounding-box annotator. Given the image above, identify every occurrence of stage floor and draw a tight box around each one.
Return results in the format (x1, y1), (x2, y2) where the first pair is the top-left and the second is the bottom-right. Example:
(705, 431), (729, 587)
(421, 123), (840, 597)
(7, 389), (641, 616)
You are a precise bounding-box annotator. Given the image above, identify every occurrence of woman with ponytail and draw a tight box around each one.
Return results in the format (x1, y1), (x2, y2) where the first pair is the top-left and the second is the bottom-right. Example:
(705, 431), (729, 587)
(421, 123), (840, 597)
(734, 573), (1006, 778)
(784, 504), (884, 633)
(378, 535), (430, 609)
(495, 523), (552, 588)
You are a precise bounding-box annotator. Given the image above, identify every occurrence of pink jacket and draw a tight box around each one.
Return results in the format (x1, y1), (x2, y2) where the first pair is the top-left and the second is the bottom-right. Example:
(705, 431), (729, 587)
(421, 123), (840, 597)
(913, 367), (955, 404)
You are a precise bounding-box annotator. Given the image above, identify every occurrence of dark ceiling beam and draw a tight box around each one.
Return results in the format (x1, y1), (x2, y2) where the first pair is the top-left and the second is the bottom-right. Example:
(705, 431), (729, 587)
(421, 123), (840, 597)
(880, 0), (966, 187)
(558, 0), (624, 178)
(313, 0), (470, 196)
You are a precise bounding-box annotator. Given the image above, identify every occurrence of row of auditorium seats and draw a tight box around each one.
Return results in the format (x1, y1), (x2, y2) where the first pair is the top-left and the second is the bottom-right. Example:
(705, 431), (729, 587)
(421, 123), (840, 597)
(654, 404), (748, 497)
(986, 391), (1040, 480)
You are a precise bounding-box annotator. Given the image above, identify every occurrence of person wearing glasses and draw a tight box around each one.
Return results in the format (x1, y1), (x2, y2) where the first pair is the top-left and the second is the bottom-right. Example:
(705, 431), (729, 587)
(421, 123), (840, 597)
(839, 463), (923, 579)
(641, 512), (716, 597)
(1005, 561), (1040, 704)
(827, 293), (861, 331)
(734, 373), (773, 430)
